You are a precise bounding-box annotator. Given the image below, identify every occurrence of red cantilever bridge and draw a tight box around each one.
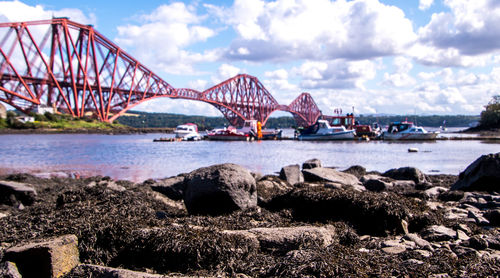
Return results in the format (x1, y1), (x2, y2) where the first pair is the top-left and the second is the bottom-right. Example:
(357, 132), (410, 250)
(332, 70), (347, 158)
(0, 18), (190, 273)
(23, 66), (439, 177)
(0, 18), (322, 127)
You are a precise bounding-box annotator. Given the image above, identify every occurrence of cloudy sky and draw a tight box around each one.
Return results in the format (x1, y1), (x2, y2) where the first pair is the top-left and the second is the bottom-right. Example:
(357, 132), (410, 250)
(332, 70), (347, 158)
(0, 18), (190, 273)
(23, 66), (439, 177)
(1, 0), (499, 116)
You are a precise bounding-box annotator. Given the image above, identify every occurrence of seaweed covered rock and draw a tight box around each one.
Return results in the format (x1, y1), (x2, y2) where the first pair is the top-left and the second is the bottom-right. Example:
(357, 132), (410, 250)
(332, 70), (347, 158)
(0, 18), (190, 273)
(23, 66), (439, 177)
(266, 187), (425, 236)
(452, 152), (500, 192)
(113, 225), (259, 274)
(184, 163), (257, 215)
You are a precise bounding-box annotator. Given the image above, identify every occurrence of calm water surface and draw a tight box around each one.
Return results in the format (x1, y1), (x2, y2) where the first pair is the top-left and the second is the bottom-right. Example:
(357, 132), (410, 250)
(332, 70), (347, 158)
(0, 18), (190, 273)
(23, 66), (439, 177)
(0, 131), (499, 182)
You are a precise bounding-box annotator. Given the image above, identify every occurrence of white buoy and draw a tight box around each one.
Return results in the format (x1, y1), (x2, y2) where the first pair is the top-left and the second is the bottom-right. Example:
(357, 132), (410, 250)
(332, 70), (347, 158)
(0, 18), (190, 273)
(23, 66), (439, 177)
(408, 147), (419, 152)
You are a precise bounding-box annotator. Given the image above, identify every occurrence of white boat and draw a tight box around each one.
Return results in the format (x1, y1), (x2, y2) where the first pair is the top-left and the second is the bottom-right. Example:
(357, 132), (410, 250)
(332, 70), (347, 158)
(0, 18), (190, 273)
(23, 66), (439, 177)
(382, 121), (439, 140)
(174, 123), (202, 141)
(298, 120), (356, 140)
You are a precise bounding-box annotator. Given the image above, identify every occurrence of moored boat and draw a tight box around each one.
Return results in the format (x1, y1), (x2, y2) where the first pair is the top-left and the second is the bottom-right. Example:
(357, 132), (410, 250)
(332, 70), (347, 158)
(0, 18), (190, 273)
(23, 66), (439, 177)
(297, 120), (356, 140)
(206, 126), (251, 141)
(174, 123), (202, 141)
(382, 121), (439, 140)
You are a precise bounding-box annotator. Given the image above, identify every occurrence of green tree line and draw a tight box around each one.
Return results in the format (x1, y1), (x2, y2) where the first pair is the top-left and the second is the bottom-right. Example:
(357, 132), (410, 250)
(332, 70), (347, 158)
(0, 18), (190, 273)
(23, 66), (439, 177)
(116, 111), (479, 129)
(479, 95), (500, 129)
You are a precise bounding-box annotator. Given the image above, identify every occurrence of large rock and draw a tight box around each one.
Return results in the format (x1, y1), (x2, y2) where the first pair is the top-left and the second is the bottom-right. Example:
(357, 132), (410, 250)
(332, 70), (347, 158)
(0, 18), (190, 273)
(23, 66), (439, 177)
(257, 175), (293, 204)
(421, 225), (456, 242)
(149, 175), (186, 200)
(382, 167), (427, 186)
(0, 262), (22, 278)
(183, 163), (257, 215)
(302, 167), (361, 187)
(361, 174), (393, 192)
(279, 164), (304, 185)
(302, 158), (322, 169)
(70, 264), (166, 278)
(224, 226), (336, 253)
(451, 153), (500, 192)
(4, 234), (79, 278)
(0, 180), (37, 206)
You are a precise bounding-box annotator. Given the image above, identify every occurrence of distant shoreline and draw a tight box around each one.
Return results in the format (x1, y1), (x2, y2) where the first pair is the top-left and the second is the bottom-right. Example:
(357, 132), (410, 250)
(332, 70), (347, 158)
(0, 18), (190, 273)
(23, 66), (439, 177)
(0, 127), (175, 134)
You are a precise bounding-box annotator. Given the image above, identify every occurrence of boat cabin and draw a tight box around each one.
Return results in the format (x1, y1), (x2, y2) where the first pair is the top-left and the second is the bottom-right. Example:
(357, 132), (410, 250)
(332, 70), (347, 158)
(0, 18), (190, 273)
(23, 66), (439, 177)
(387, 121), (413, 133)
(322, 114), (355, 129)
(175, 123), (198, 133)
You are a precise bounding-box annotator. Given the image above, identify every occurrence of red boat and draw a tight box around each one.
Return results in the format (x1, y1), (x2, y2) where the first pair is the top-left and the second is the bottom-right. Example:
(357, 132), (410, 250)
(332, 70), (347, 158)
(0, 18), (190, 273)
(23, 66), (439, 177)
(206, 126), (251, 141)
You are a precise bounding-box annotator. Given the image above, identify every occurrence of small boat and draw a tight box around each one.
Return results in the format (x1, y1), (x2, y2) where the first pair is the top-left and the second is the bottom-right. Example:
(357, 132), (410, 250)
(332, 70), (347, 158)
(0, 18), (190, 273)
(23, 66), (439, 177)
(382, 121), (439, 140)
(237, 120), (282, 140)
(206, 126), (251, 141)
(174, 123), (202, 141)
(297, 120), (356, 140)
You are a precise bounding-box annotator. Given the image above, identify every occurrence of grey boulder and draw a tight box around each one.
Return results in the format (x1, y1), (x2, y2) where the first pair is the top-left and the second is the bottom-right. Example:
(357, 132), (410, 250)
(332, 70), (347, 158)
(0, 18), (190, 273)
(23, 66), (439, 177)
(302, 158), (322, 169)
(382, 167), (427, 186)
(452, 152), (500, 192)
(149, 175), (186, 200)
(0, 180), (37, 207)
(302, 167), (361, 187)
(279, 164), (304, 185)
(183, 163), (257, 215)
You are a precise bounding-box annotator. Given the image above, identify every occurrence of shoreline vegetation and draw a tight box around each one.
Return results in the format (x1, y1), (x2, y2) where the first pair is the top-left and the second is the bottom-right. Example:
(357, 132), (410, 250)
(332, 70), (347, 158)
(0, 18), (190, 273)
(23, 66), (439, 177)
(0, 155), (499, 277)
(0, 110), (487, 134)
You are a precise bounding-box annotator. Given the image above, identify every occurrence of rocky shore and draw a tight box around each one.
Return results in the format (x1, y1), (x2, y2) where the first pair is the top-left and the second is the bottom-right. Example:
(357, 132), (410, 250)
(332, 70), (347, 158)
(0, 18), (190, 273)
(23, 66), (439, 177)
(1, 154), (499, 277)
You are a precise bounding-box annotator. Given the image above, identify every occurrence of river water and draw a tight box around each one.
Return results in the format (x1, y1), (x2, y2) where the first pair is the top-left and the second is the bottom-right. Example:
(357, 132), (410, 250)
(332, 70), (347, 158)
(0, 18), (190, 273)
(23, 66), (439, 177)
(0, 129), (499, 182)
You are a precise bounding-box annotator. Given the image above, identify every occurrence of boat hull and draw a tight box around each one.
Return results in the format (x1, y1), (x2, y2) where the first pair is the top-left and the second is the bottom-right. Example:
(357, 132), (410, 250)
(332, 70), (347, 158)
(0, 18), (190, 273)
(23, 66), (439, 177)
(382, 132), (439, 140)
(298, 130), (355, 141)
(206, 134), (250, 141)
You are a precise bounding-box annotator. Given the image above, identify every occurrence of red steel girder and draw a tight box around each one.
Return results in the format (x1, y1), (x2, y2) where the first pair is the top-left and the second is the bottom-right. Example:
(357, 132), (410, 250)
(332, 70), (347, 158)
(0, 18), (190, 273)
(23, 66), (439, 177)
(287, 92), (322, 127)
(0, 19), (325, 127)
(0, 18), (176, 121)
(202, 74), (280, 126)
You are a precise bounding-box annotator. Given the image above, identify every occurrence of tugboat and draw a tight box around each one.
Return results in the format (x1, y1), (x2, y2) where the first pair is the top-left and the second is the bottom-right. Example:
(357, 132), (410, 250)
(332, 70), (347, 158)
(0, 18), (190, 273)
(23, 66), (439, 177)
(382, 121), (439, 140)
(297, 120), (356, 140)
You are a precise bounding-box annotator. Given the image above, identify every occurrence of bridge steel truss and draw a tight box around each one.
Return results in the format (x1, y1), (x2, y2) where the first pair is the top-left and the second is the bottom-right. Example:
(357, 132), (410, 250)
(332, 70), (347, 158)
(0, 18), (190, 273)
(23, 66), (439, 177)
(0, 18), (323, 127)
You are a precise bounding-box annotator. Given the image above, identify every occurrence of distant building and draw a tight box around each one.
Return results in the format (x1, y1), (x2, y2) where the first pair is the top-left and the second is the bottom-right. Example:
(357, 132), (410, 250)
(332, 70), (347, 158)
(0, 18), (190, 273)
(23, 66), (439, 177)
(0, 103), (6, 119)
(36, 104), (55, 115)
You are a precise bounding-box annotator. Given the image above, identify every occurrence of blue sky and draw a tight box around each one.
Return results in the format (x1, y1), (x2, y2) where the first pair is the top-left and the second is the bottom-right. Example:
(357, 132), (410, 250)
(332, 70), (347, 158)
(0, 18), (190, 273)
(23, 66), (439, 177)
(1, 0), (500, 116)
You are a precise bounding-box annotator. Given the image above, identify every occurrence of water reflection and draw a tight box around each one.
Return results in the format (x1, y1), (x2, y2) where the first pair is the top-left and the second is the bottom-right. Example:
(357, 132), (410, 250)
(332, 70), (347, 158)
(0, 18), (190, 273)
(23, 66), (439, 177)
(0, 133), (499, 182)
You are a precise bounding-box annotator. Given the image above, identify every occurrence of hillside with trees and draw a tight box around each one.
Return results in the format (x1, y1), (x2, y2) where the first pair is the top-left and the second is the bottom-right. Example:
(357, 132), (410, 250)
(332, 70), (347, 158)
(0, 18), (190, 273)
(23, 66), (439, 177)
(478, 95), (500, 129)
(116, 111), (479, 129)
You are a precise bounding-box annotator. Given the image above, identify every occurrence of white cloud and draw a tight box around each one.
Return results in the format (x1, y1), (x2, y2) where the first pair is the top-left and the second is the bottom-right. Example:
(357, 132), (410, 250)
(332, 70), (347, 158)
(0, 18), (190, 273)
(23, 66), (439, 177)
(219, 0), (416, 62)
(187, 79), (209, 91)
(382, 56), (416, 87)
(263, 69), (297, 98)
(417, 0), (500, 56)
(419, 0), (434, 11)
(211, 63), (243, 84)
(0, 1), (96, 24)
(115, 2), (219, 75)
(293, 59), (376, 90)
